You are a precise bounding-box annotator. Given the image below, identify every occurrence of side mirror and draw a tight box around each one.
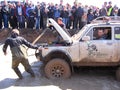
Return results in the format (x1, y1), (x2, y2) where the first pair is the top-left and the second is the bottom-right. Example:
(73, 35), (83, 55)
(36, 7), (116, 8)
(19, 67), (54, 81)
(82, 36), (90, 41)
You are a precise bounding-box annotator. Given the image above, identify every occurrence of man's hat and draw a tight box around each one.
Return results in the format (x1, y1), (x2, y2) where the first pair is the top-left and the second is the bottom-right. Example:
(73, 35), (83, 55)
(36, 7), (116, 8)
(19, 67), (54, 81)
(12, 29), (20, 35)
(58, 17), (63, 21)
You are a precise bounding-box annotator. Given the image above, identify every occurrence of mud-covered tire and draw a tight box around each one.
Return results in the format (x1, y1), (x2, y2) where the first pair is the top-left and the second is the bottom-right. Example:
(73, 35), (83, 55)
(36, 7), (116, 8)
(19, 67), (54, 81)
(44, 58), (71, 79)
(116, 67), (120, 81)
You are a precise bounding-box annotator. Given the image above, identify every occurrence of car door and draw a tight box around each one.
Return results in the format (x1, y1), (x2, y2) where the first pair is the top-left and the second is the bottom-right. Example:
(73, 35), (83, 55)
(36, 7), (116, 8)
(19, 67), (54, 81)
(114, 27), (120, 62)
(79, 26), (117, 63)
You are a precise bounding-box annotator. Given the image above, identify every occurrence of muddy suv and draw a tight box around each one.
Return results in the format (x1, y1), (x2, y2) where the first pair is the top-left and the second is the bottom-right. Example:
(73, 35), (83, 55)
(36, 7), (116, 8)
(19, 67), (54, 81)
(36, 16), (120, 80)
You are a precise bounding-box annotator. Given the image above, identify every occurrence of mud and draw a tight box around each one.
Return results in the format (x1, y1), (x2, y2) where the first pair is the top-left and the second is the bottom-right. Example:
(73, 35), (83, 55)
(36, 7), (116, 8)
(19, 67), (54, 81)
(0, 28), (56, 44)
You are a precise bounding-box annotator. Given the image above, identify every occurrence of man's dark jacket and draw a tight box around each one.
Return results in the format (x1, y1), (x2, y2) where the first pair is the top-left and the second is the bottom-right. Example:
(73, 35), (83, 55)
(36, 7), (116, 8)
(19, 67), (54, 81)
(3, 34), (38, 54)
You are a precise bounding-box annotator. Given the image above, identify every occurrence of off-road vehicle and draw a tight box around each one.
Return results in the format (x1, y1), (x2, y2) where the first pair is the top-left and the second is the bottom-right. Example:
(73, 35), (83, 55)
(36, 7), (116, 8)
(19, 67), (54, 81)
(36, 16), (120, 80)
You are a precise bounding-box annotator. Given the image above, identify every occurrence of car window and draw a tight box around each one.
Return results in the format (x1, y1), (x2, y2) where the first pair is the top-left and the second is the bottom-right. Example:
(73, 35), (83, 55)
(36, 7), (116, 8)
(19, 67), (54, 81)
(114, 27), (120, 40)
(93, 27), (112, 40)
(86, 29), (93, 40)
(85, 27), (112, 40)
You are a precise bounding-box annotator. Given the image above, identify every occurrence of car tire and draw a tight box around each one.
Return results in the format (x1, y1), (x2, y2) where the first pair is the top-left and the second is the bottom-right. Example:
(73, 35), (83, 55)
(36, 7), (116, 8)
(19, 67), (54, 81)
(116, 67), (120, 81)
(44, 58), (71, 79)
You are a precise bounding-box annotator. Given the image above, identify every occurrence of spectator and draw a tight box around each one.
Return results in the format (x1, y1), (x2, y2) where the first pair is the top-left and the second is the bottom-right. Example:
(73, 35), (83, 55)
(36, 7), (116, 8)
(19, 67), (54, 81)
(60, 6), (69, 28)
(2, 1), (10, 29)
(87, 9), (94, 24)
(16, 1), (24, 17)
(26, 3), (35, 29)
(107, 1), (114, 16)
(53, 17), (70, 44)
(71, 2), (77, 29)
(118, 8), (120, 16)
(57, 17), (70, 36)
(41, 5), (48, 30)
(0, 3), (3, 29)
(74, 3), (84, 29)
(9, 3), (18, 29)
(99, 2), (107, 16)
(54, 4), (61, 21)
(34, 4), (41, 30)
(113, 5), (119, 16)
(67, 4), (72, 29)
(47, 3), (55, 19)
(59, 0), (64, 11)
(81, 5), (88, 28)
(17, 13), (25, 29)
(94, 8), (100, 18)
(16, 1), (25, 29)
(57, 17), (66, 29)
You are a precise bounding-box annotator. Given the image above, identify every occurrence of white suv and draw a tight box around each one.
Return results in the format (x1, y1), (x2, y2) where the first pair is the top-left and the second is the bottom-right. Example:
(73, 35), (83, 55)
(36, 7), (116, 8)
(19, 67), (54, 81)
(36, 16), (120, 80)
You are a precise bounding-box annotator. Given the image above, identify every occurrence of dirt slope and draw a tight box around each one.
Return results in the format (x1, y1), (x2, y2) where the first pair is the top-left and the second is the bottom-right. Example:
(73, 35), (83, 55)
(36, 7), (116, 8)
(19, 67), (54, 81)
(0, 28), (56, 44)
(0, 28), (76, 44)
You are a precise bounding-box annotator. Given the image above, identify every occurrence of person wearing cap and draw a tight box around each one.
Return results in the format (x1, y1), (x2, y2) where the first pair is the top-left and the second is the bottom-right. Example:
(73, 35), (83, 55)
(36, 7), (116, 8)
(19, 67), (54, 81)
(3, 29), (39, 79)
(107, 1), (114, 16)
(53, 17), (70, 44)
(57, 17), (66, 29)
(57, 17), (71, 36)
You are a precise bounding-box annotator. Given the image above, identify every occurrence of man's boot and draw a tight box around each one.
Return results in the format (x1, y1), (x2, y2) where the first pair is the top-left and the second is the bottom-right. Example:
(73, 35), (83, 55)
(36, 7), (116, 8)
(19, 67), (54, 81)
(13, 67), (23, 79)
(26, 68), (35, 77)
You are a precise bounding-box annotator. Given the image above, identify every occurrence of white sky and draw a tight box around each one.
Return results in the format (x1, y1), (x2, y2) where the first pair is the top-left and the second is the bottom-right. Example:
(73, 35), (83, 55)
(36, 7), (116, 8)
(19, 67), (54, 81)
(1, 0), (120, 8)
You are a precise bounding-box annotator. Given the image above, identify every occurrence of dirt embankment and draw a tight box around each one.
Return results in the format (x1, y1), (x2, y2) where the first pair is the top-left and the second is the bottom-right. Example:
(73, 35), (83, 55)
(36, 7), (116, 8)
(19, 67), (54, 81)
(0, 29), (56, 44)
(0, 28), (76, 44)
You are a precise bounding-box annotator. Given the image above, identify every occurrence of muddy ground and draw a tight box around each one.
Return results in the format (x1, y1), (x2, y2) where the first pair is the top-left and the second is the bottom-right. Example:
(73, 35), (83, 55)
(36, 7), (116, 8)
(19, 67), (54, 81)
(0, 45), (120, 90)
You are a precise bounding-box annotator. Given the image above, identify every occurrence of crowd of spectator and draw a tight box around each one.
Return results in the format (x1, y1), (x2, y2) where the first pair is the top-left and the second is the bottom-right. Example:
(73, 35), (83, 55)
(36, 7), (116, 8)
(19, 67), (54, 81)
(0, 1), (120, 31)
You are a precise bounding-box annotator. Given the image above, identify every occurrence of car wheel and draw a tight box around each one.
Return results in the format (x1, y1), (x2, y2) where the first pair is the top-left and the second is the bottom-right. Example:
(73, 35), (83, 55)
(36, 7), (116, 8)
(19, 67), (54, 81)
(44, 58), (71, 79)
(116, 67), (120, 81)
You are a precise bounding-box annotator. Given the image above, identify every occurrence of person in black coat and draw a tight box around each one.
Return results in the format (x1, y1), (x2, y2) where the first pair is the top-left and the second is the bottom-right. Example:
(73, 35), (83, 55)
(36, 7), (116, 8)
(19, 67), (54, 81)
(74, 3), (84, 29)
(60, 7), (69, 27)
(47, 3), (55, 19)
(118, 9), (120, 16)
(2, 2), (10, 28)
(26, 4), (35, 29)
(34, 4), (41, 30)
(0, 4), (3, 29)
(41, 6), (48, 30)
(9, 3), (18, 29)
(87, 9), (94, 24)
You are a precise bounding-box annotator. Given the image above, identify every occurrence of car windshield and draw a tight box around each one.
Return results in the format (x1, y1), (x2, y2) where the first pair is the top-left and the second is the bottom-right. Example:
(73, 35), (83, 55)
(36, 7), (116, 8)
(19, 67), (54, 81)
(72, 25), (89, 40)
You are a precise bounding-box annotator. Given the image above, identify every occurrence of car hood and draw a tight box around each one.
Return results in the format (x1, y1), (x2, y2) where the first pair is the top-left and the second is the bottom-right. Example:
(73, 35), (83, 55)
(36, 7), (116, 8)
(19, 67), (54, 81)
(48, 18), (72, 44)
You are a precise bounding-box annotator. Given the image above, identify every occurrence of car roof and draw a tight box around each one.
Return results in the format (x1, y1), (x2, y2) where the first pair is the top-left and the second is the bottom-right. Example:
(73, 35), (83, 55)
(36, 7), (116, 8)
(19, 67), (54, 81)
(90, 16), (120, 26)
(89, 23), (120, 26)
